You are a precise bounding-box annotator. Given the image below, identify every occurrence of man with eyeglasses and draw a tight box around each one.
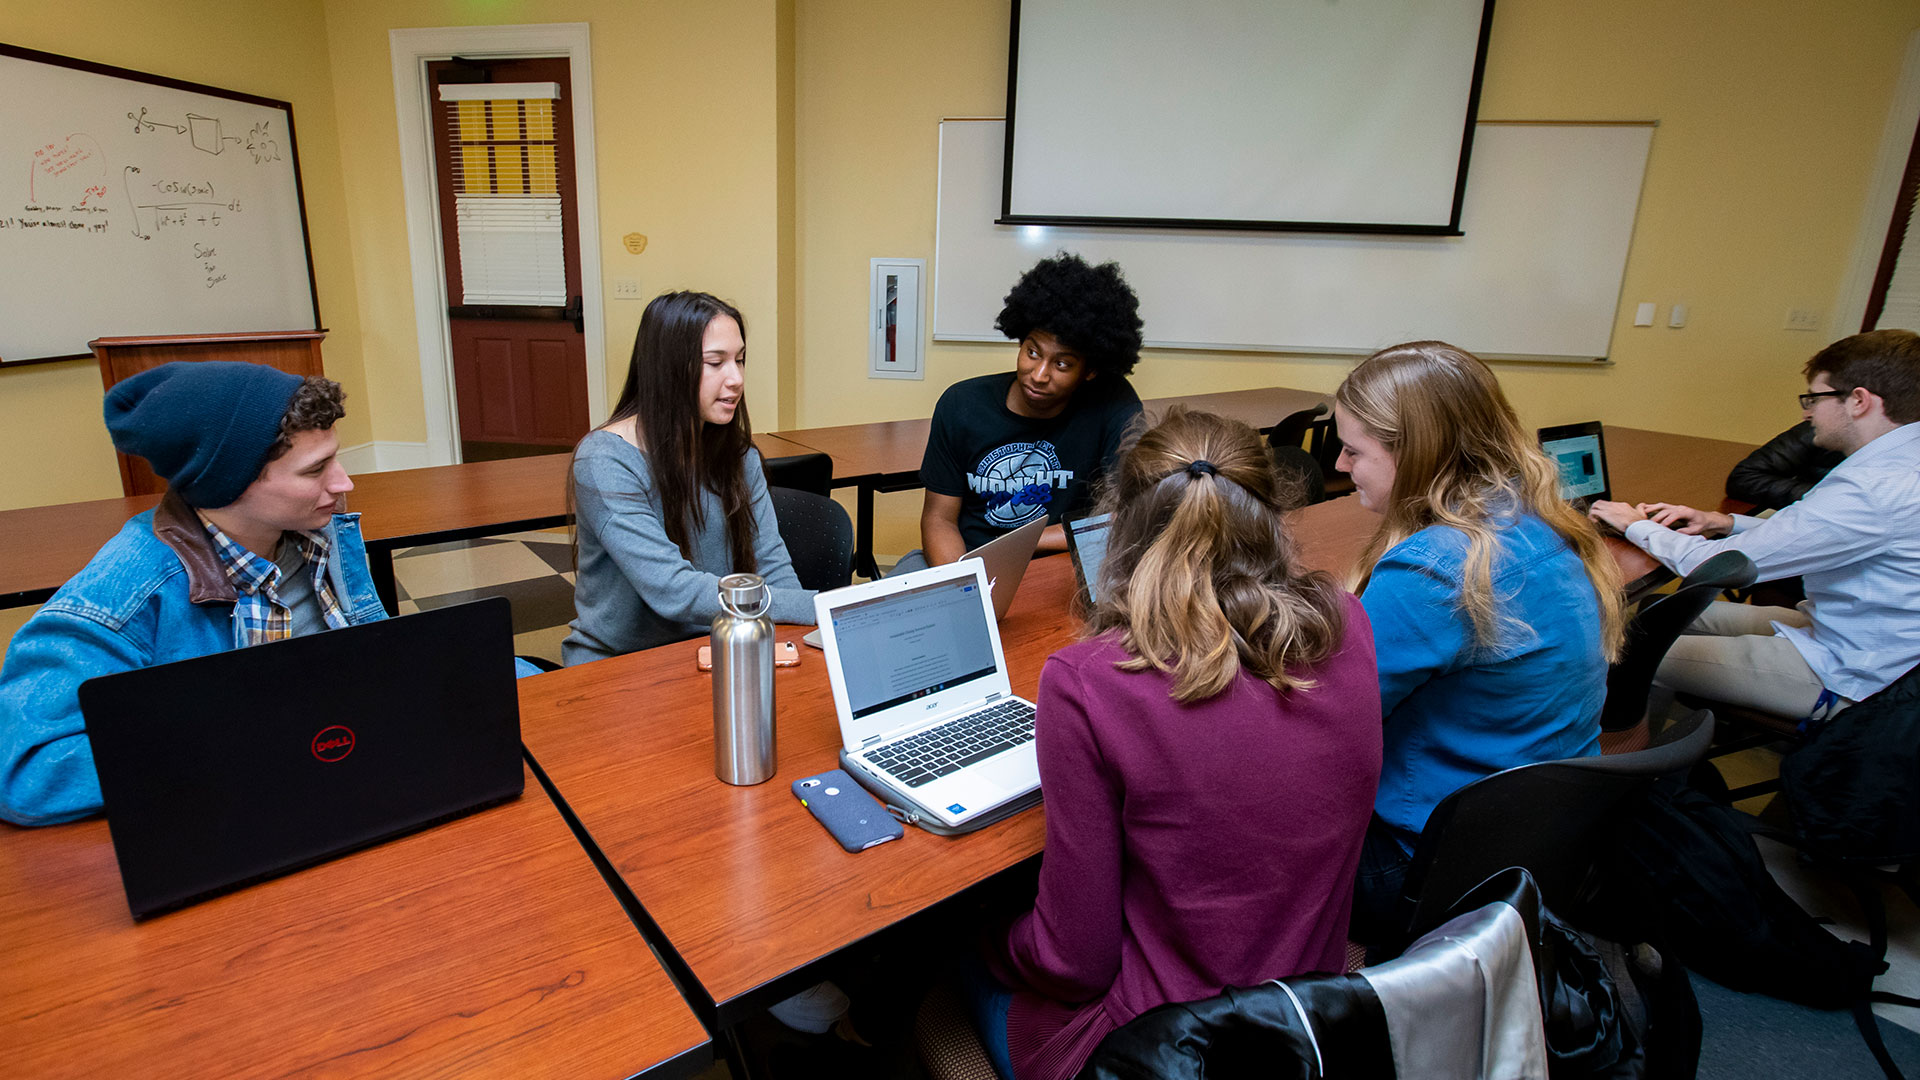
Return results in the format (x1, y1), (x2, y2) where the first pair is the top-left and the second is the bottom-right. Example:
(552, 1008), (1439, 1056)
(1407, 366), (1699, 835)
(1589, 329), (1920, 720)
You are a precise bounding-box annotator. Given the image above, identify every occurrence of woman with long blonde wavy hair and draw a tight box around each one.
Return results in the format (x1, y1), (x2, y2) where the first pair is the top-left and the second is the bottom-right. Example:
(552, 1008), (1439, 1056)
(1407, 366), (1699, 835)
(974, 408), (1382, 1080)
(1332, 341), (1625, 946)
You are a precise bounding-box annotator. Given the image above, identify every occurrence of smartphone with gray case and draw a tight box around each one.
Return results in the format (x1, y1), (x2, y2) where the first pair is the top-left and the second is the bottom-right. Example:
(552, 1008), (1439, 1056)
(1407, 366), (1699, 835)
(793, 769), (903, 852)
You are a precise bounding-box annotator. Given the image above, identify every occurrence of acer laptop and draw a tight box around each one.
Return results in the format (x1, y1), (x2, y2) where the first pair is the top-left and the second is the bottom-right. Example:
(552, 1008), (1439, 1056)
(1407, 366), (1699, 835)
(1538, 421), (1611, 511)
(803, 514), (1046, 648)
(1063, 511), (1114, 609)
(80, 597), (524, 920)
(815, 559), (1040, 832)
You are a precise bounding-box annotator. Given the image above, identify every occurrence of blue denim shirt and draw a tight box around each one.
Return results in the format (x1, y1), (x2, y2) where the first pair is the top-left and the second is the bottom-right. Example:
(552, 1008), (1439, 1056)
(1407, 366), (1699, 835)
(1362, 512), (1606, 852)
(0, 494), (389, 826)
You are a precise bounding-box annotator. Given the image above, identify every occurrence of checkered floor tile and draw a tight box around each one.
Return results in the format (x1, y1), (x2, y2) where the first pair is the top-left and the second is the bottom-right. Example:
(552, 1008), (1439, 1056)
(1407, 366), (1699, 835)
(391, 529), (576, 666)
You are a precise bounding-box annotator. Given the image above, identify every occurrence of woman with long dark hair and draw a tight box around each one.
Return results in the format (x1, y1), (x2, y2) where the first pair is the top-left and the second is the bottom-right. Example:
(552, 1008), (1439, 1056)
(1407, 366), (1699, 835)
(563, 291), (814, 665)
(970, 408), (1381, 1080)
(1333, 341), (1626, 943)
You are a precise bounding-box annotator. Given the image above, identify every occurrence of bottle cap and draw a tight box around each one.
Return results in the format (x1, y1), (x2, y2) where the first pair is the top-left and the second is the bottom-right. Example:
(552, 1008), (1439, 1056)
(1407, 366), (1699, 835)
(718, 573), (771, 618)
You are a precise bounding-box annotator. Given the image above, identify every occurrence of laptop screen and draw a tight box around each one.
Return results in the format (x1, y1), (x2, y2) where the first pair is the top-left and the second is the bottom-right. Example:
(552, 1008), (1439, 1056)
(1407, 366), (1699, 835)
(830, 575), (998, 719)
(1539, 423), (1609, 502)
(1064, 512), (1113, 604)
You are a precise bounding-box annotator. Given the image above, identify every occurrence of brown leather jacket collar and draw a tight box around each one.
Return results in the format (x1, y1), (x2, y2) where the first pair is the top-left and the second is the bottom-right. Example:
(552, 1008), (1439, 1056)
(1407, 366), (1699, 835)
(151, 489), (237, 605)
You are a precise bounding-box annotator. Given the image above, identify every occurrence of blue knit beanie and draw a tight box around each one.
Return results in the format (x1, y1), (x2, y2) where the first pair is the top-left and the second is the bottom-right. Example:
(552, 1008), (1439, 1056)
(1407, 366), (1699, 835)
(104, 362), (304, 509)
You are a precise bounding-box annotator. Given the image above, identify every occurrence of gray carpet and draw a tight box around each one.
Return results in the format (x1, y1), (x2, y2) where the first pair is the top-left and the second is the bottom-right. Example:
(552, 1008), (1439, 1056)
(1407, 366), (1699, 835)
(1693, 972), (1920, 1078)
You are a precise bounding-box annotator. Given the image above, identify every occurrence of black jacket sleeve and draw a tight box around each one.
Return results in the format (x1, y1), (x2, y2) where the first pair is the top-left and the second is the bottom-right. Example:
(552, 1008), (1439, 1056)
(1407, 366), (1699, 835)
(1725, 421), (1843, 510)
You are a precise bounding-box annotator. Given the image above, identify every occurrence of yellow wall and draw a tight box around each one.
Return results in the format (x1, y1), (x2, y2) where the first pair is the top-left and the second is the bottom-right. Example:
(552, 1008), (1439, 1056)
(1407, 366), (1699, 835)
(317, 0), (789, 446)
(6, 0), (1919, 537)
(0, 0), (368, 512)
(793, 0), (1920, 556)
(795, 0), (1920, 438)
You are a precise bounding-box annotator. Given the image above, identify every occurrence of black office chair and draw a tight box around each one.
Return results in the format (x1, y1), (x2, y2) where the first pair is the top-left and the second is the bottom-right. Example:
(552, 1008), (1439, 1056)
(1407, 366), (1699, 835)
(763, 451), (834, 497)
(1602, 551), (1757, 733)
(1265, 404), (1336, 505)
(1400, 710), (1715, 942)
(769, 486), (854, 592)
(1267, 402), (1328, 452)
(1077, 869), (1553, 1080)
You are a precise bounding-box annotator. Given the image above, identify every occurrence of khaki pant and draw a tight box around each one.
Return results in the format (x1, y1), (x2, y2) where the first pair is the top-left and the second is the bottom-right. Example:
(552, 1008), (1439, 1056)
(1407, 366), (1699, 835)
(1652, 602), (1846, 720)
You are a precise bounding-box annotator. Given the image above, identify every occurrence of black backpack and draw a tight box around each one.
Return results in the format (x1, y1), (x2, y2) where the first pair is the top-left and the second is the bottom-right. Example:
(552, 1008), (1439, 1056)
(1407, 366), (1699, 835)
(1780, 661), (1920, 862)
(1580, 772), (1884, 1011)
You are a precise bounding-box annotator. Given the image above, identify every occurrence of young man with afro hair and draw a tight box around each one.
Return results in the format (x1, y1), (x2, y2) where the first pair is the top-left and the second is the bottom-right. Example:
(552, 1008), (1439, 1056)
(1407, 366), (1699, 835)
(906, 253), (1145, 571)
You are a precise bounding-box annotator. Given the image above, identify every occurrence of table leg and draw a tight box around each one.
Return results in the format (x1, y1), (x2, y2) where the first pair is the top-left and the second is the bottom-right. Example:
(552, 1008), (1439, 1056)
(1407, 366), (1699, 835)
(854, 483), (878, 580)
(369, 547), (400, 616)
(720, 1026), (759, 1080)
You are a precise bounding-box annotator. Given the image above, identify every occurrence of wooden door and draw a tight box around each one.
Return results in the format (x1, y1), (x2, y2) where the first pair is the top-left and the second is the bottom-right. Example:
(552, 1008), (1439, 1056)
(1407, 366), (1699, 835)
(429, 58), (589, 462)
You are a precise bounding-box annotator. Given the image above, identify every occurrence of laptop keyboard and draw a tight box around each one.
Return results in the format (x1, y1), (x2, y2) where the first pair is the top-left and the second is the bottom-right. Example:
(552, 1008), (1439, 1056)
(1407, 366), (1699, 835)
(864, 700), (1036, 788)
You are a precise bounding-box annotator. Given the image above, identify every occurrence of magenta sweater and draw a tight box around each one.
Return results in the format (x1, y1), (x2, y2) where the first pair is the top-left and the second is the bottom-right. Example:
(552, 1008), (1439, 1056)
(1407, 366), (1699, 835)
(989, 596), (1382, 1080)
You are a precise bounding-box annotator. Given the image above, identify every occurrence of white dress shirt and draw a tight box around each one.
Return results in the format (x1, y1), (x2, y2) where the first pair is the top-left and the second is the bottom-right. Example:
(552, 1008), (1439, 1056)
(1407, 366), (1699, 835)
(1624, 421), (1920, 701)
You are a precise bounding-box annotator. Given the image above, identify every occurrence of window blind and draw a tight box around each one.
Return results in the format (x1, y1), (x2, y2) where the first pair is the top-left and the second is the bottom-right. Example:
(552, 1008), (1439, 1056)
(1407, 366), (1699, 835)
(438, 82), (565, 306)
(1865, 113), (1920, 333)
(1872, 190), (1920, 332)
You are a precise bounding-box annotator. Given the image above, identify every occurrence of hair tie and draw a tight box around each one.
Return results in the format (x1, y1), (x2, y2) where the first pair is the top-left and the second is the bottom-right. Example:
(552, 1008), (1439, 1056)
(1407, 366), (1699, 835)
(1186, 459), (1217, 478)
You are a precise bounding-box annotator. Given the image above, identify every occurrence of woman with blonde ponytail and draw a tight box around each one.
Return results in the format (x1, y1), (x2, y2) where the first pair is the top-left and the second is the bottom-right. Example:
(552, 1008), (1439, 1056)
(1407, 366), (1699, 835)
(972, 408), (1382, 1080)
(1333, 341), (1625, 946)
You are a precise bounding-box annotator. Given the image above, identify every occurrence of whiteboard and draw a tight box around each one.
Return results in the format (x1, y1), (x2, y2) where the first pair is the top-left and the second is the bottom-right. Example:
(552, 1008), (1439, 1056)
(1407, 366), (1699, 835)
(936, 119), (1654, 363)
(0, 46), (318, 364)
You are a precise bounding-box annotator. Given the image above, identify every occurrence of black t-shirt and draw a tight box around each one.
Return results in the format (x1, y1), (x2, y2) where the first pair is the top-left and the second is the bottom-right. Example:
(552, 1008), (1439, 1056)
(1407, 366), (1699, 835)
(921, 372), (1142, 550)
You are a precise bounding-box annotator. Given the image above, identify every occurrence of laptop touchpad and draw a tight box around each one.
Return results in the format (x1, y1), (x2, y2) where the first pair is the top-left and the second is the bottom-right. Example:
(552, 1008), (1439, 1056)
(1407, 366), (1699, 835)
(978, 745), (1039, 794)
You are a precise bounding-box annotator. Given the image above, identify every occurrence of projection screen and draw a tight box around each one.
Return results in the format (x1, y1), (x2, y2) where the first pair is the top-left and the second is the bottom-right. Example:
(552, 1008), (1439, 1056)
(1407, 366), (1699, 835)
(1002, 0), (1497, 234)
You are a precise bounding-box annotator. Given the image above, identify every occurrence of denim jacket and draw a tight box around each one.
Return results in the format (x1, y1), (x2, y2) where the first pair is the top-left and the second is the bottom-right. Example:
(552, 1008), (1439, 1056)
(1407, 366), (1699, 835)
(1362, 512), (1606, 851)
(0, 491), (389, 826)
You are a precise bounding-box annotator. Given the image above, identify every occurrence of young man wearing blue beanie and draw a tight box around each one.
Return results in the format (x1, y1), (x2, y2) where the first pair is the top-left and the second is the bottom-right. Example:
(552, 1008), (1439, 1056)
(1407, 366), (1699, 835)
(0, 361), (389, 826)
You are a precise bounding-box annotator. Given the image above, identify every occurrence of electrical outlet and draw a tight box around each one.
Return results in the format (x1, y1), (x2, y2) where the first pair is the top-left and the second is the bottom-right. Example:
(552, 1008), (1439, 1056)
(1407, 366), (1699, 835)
(613, 278), (641, 299)
(1784, 308), (1821, 331)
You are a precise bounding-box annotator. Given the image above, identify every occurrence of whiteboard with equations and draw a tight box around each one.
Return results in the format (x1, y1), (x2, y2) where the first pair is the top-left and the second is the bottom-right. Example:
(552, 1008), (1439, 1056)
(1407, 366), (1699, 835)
(934, 119), (1655, 363)
(0, 45), (318, 364)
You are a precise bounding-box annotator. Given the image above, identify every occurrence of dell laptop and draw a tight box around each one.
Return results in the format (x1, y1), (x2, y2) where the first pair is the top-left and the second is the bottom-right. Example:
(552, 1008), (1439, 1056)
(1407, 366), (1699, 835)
(80, 597), (524, 920)
(815, 559), (1040, 831)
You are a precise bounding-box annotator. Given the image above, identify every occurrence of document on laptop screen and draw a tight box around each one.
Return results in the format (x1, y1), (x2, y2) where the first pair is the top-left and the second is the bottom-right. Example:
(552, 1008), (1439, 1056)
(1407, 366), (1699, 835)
(1543, 434), (1607, 500)
(1068, 514), (1113, 604)
(833, 578), (998, 718)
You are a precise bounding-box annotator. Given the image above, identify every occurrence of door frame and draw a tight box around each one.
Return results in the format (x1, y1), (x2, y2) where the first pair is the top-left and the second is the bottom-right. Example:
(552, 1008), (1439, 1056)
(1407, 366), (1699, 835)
(1837, 29), (1920, 335)
(390, 22), (606, 466)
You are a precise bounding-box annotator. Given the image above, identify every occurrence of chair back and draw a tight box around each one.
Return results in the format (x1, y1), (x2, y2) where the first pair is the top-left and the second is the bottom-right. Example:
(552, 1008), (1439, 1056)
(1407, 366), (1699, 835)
(1267, 402), (1328, 451)
(1601, 551), (1757, 731)
(1403, 710), (1715, 939)
(763, 451), (834, 496)
(769, 486), (854, 592)
(1267, 404), (1333, 505)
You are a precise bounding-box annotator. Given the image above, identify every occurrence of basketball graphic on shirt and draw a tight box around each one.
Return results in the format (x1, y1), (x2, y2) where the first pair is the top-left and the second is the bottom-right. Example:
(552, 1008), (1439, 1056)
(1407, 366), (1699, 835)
(970, 441), (1072, 529)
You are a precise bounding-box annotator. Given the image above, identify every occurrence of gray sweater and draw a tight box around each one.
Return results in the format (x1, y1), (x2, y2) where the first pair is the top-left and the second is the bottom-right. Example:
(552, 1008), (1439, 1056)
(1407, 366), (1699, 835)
(563, 431), (816, 665)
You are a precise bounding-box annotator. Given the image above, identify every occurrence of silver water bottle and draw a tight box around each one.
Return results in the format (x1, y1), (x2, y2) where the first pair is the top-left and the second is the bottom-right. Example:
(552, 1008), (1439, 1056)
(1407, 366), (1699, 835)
(712, 573), (776, 785)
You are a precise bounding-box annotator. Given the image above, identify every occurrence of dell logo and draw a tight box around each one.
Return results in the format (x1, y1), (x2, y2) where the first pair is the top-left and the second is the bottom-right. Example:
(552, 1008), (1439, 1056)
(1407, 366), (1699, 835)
(311, 725), (355, 763)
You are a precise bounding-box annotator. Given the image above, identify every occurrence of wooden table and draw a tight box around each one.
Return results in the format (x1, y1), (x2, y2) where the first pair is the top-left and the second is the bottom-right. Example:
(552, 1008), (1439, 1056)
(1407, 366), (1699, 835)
(1140, 386), (1329, 431)
(513, 490), (1377, 1030)
(513, 460), (1720, 1033)
(0, 433), (820, 610)
(773, 385), (1332, 577)
(0, 767), (712, 1079)
(1601, 425), (1760, 591)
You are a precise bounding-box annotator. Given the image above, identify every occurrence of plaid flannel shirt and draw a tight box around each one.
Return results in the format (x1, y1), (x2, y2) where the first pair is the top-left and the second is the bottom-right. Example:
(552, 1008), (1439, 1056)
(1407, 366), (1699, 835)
(200, 516), (351, 647)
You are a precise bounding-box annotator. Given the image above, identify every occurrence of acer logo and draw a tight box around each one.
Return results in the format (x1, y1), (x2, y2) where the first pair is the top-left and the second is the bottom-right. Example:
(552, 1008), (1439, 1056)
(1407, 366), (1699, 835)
(311, 725), (355, 763)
